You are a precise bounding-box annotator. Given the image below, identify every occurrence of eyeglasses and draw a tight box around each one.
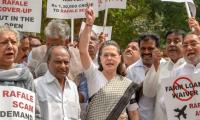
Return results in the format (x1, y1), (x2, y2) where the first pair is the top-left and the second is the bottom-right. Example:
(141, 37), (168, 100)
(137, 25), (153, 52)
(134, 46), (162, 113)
(182, 42), (200, 48)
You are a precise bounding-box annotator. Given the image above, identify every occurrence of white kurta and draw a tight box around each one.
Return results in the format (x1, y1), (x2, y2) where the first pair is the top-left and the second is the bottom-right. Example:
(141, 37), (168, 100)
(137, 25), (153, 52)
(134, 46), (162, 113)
(143, 58), (185, 120)
(127, 58), (162, 120)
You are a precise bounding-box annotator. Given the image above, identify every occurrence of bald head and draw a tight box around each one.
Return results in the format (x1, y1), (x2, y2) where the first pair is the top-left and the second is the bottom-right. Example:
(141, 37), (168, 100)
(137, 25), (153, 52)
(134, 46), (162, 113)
(47, 46), (71, 81)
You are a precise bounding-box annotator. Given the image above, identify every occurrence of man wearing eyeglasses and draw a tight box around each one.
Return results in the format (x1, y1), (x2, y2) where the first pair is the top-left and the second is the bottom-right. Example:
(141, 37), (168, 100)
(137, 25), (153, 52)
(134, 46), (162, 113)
(142, 29), (186, 120)
(177, 33), (200, 74)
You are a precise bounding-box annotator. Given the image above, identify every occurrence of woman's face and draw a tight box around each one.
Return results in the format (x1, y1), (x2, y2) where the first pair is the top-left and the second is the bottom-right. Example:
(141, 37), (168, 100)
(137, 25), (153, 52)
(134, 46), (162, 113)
(100, 45), (121, 72)
(0, 31), (18, 69)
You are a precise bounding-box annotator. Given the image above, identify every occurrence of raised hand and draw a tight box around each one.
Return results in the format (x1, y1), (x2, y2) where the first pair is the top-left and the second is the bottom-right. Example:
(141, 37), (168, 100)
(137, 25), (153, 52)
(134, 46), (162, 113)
(85, 6), (95, 26)
(152, 48), (161, 71)
(188, 17), (200, 35)
(98, 32), (106, 43)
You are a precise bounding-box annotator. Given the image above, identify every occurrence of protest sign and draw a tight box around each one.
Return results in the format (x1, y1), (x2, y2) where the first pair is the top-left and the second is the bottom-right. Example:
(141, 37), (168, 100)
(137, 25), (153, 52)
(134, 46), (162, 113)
(80, 22), (112, 41)
(161, 0), (193, 2)
(0, 86), (35, 120)
(161, 0), (196, 17)
(0, 0), (42, 33)
(163, 73), (200, 120)
(98, 0), (127, 11)
(47, 0), (98, 19)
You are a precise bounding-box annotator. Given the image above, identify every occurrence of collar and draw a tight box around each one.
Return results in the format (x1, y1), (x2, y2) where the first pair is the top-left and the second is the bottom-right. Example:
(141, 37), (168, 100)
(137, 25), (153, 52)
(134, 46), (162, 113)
(169, 58), (185, 66)
(184, 62), (200, 69)
(133, 58), (150, 73)
(44, 70), (71, 88)
(134, 58), (145, 67)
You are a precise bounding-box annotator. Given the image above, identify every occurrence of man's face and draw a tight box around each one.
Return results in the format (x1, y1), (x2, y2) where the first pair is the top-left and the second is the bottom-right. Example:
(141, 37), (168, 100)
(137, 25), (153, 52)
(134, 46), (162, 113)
(48, 47), (70, 81)
(166, 33), (183, 63)
(46, 37), (65, 48)
(88, 39), (98, 60)
(183, 34), (200, 65)
(30, 38), (41, 49)
(16, 38), (30, 63)
(123, 42), (140, 66)
(139, 39), (156, 67)
(0, 31), (18, 69)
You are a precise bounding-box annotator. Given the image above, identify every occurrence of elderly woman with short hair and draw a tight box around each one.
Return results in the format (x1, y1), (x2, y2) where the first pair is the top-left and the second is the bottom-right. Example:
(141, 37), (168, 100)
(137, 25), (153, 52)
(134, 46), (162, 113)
(0, 25), (41, 120)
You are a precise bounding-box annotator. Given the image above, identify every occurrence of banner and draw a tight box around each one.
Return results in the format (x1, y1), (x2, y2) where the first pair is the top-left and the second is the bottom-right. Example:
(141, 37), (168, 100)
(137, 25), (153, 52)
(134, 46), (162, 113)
(80, 22), (112, 41)
(47, 0), (98, 19)
(0, 0), (42, 33)
(163, 73), (200, 120)
(0, 86), (35, 120)
(161, 0), (193, 2)
(98, 0), (126, 11)
(161, 0), (196, 17)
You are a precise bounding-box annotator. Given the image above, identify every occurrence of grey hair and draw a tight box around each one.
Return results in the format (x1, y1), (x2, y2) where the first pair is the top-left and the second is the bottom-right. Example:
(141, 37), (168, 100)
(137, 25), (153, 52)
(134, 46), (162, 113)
(79, 29), (99, 42)
(0, 25), (20, 44)
(45, 19), (70, 41)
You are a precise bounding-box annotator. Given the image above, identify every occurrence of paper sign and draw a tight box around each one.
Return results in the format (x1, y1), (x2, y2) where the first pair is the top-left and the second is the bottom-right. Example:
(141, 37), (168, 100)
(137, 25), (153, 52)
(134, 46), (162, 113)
(47, 0), (98, 19)
(0, 0), (42, 33)
(163, 73), (200, 120)
(80, 22), (112, 41)
(98, 0), (127, 11)
(0, 86), (35, 120)
(161, 0), (196, 17)
(161, 0), (193, 2)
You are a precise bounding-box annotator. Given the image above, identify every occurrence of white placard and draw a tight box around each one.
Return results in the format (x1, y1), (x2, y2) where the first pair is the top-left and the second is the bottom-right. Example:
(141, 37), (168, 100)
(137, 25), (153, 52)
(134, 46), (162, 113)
(47, 0), (98, 19)
(0, 0), (42, 33)
(98, 0), (126, 11)
(80, 22), (112, 41)
(163, 73), (200, 120)
(0, 86), (35, 120)
(161, 0), (193, 2)
(161, 0), (196, 17)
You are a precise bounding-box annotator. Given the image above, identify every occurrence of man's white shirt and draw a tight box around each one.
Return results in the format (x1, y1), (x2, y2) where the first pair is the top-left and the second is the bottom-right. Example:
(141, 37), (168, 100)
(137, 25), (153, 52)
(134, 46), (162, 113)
(34, 71), (80, 120)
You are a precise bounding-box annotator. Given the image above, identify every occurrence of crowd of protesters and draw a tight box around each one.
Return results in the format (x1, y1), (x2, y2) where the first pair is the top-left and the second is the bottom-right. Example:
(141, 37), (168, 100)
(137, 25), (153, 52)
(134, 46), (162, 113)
(0, 6), (200, 120)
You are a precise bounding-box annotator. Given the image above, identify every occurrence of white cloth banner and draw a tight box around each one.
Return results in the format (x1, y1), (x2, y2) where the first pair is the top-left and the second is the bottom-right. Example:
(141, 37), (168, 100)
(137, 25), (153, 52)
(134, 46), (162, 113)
(0, 86), (35, 120)
(161, 0), (193, 2)
(80, 22), (112, 41)
(163, 73), (200, 120)
(98, 0), (127, 11)
(47, 0), (98, 19)
(161, 0), (196, 17)
(0, 0), (42, 33)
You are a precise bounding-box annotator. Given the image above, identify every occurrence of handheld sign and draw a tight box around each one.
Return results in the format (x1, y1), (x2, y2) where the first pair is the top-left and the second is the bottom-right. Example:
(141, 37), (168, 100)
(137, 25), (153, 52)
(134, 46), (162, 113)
(161, 0), (196, 17)
(163, 73), (200, 120)
(0, 86), (35, 120)
(80, 21), (112, 41)
(98, 0), (127, 11)
(47, 0), (98, 19)
(0, 0), (42, 33)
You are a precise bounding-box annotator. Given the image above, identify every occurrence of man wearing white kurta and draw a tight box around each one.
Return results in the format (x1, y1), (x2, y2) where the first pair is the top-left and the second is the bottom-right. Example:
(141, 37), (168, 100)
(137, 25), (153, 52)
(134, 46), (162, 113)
(173, 33), (200, 78)
(127, 33), (162, 120)
(143, 59), (185, 120)
(143, 31), (200, 120)
(34, 46), (80, 120)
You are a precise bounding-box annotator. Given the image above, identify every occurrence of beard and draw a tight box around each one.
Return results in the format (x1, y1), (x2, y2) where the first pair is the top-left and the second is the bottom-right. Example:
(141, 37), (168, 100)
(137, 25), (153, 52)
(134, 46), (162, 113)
(184, 54), (200, 66)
